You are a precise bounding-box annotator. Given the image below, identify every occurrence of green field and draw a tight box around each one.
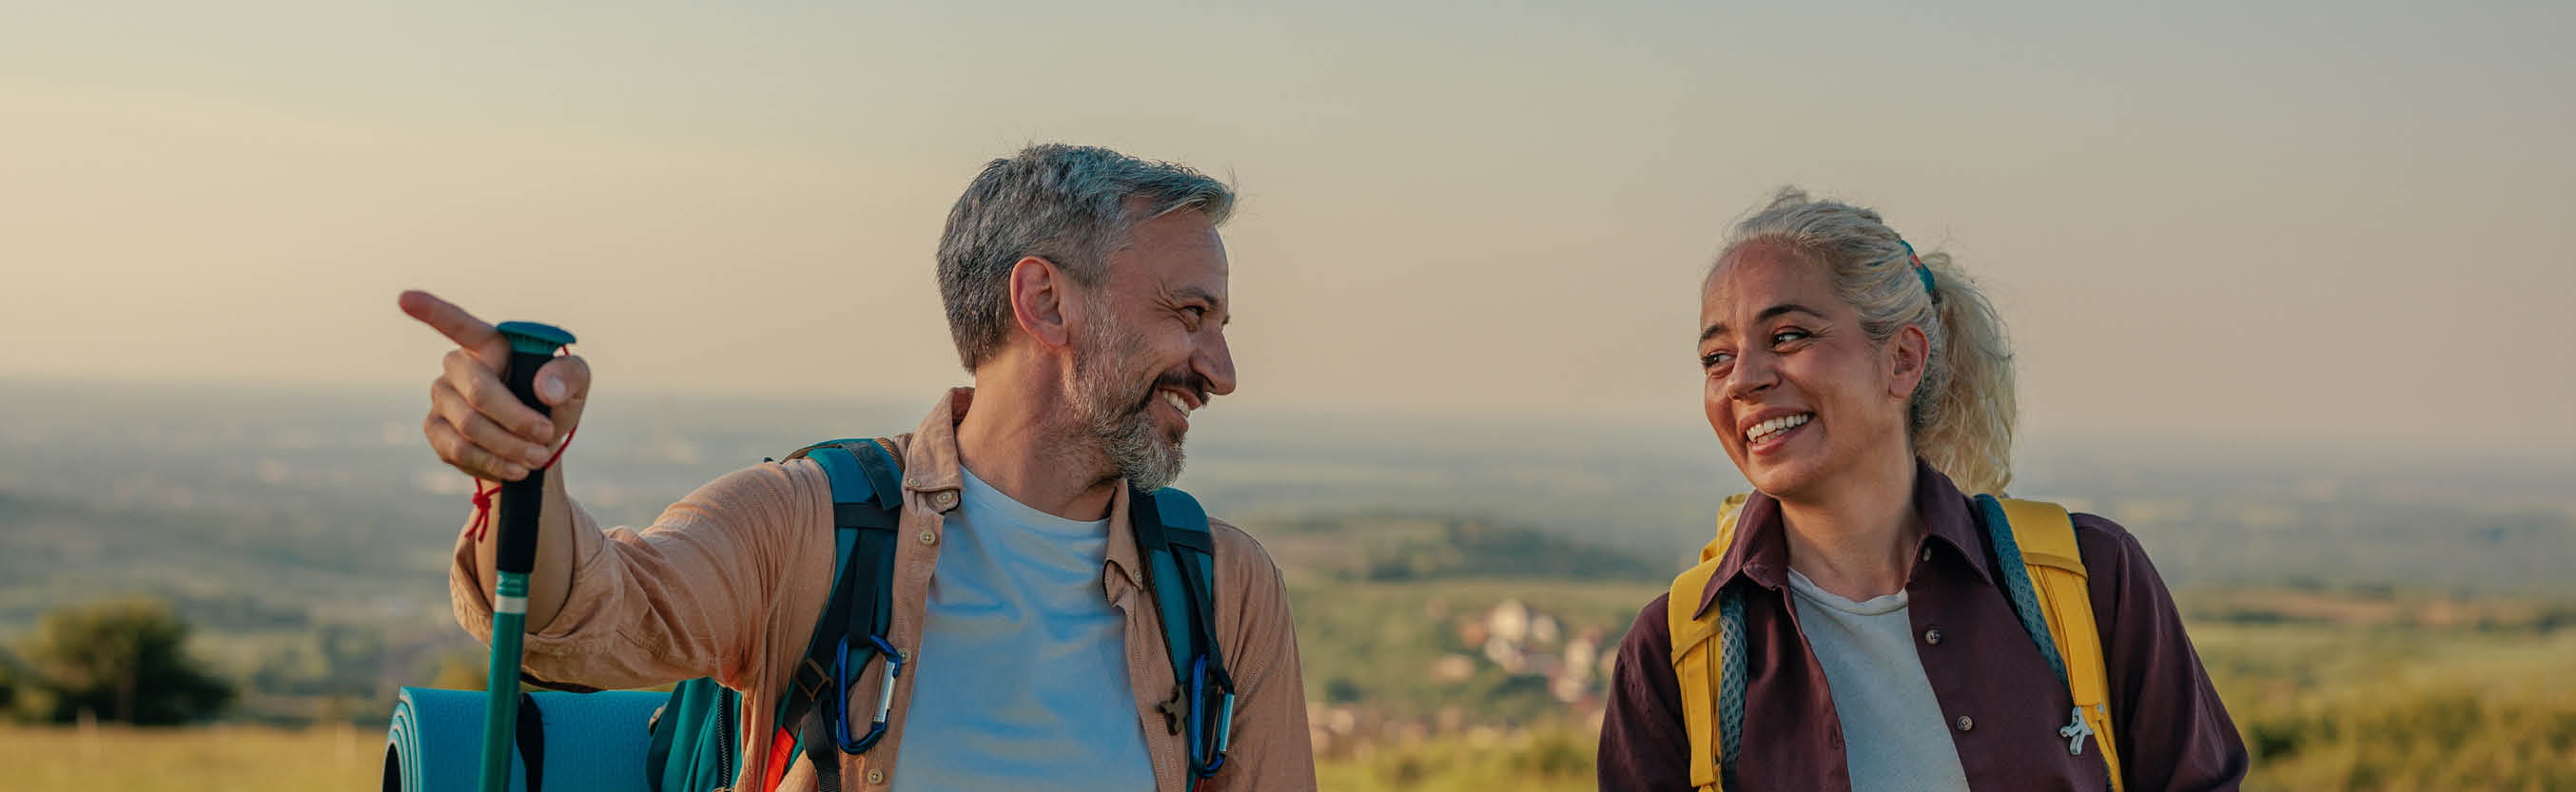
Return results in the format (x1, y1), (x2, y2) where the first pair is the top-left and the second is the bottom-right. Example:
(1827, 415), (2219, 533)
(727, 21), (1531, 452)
(0, 724), (376, 792)
(14, 587), (2575, 791)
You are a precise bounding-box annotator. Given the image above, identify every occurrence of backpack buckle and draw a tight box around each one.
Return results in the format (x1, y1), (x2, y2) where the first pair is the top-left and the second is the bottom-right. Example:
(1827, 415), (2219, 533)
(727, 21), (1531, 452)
(1158, 690), (1188, 735)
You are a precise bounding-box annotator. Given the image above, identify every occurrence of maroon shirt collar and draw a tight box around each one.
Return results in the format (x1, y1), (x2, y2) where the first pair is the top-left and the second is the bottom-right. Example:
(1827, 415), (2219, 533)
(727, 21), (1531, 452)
(1694, 458), (1995, 618)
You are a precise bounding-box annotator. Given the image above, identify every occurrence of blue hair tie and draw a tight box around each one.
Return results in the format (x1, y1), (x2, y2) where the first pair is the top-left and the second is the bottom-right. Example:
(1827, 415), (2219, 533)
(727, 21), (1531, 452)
(1901, 239), (1939, 301)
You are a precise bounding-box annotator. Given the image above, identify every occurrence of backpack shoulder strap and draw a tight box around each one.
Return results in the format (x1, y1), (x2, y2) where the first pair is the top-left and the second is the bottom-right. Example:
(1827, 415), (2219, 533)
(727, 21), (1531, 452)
(782, 438), (906, 695)
(1988, 496), (2125, 792)
(1130, 486), (1233, 782)
(1666, 493), (1752, 792)
(774, 439), (907, 788)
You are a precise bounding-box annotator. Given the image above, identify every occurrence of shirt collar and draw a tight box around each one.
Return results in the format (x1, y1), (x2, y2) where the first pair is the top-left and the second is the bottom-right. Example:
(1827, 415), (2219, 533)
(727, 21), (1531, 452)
(901, 387), (973, 498)
(1695, 457), (1994, 618)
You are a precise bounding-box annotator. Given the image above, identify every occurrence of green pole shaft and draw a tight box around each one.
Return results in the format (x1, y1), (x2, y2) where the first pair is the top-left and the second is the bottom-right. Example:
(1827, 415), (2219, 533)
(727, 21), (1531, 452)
(478, 573), (531, 791)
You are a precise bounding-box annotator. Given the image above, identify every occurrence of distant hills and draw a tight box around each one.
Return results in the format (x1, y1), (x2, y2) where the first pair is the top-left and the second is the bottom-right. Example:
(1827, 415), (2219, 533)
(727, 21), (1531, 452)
(3, 377), (2572, 726)
(1, 377), (2571, 646)
(1264, 513), (1669, 584)
(3, 377), (2572, 634)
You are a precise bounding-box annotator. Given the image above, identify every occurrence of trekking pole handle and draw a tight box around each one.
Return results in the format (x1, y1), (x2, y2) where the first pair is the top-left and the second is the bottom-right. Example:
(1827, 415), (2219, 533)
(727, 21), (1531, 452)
(479, 320), (575, 792)
(492, 320), (576, 577)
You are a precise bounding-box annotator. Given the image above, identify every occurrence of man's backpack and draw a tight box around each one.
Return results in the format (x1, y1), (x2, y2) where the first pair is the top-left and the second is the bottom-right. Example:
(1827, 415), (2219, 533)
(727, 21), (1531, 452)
(644, 438), (1236, 792)
(1663, 493), (2124, 792)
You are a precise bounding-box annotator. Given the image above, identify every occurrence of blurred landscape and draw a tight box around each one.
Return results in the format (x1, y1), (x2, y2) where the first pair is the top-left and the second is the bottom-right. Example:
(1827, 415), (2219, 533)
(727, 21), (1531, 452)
(4, 377), (2574, 791)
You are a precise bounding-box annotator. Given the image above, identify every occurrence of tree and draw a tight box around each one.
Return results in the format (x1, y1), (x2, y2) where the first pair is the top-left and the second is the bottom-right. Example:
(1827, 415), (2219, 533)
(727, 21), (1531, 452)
(18, 597), (234, 724)
(0, 651), (18, 717)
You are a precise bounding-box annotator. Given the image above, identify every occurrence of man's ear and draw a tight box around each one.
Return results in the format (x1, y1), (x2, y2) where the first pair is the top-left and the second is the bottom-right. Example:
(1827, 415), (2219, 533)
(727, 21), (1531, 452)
(1009, 256), (1078, 352)
(1888, 323), (1931, 399)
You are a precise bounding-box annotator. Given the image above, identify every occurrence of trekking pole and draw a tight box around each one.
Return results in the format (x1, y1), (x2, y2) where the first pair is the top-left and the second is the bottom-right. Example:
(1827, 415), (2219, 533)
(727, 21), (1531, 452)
(478, 320), (576, 792)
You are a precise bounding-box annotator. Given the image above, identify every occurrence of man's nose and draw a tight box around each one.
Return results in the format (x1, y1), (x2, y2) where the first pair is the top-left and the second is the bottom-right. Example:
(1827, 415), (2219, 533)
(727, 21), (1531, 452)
(1196, 331), (1238, 397)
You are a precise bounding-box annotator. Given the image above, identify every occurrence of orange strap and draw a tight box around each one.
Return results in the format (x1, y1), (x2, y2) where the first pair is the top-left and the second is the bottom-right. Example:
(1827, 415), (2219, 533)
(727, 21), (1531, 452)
(763, 725), (795, 792)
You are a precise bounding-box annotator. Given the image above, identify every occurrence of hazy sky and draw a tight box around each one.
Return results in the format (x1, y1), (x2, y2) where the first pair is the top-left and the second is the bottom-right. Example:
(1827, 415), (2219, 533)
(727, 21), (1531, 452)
(7, 0), (2572, 450)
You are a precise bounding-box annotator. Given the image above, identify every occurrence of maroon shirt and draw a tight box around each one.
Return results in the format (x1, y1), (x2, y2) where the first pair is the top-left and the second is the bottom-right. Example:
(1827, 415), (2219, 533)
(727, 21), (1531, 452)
(1598, 460), (2248, 791)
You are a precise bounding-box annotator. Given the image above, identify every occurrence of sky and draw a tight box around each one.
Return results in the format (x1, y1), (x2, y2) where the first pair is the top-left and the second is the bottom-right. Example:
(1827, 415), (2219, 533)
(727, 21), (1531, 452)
(6, 0), (2572, 451)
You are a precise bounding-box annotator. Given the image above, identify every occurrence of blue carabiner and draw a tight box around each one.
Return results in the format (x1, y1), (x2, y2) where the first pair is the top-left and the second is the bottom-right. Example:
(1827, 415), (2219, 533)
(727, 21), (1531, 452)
(829, 634), (903, 754)
(1185, 655), (1235, 778)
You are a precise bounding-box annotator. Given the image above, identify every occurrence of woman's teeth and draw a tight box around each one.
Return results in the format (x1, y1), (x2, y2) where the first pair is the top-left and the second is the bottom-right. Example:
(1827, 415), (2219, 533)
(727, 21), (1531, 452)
(1747, 414), (1811, 444)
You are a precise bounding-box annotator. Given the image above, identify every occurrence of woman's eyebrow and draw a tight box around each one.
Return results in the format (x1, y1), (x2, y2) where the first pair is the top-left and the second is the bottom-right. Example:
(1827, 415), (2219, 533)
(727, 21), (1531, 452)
(1702, 303), (1825, 342)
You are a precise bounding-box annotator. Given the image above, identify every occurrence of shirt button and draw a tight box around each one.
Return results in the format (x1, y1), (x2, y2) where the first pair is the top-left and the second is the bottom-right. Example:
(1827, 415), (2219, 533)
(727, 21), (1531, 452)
(866, 767), (885, 784)
(1922, 628), (1942, 646)
(932, 490), (958, 509)
(918, 530), (937, 545)
(1921, 547), (1933, 563)
(1955, 715), (1975, 732)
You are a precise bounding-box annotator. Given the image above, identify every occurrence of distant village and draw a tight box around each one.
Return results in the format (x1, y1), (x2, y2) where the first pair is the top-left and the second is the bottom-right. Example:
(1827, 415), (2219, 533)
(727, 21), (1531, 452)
(1309, 598), (1619, 757)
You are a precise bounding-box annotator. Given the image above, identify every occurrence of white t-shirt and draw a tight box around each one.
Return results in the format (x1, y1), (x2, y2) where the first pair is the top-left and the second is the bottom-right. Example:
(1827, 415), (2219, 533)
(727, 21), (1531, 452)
(888, 467), (1156, 792)
(1785, 568), (1973, 792)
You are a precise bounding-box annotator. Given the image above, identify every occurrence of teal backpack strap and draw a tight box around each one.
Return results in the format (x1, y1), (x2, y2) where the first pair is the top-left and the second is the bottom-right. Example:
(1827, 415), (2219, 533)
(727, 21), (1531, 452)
(1715, 588), (1747, 788)
(1128, 486), (1233, 783)
(780, 440), (907, 785)
(1974, 493), (2070, 685)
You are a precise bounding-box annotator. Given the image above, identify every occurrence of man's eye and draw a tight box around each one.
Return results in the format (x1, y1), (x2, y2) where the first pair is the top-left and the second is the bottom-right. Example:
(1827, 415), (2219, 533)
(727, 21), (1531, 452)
(1701, 351), (1733, 369)
(1183, 306), (1208, 319)
(1771, 330), (1809, 346)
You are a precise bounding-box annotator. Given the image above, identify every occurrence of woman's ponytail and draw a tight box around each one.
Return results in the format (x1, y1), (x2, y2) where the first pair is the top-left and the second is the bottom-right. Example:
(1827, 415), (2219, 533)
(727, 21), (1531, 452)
(1909, 249), (2017, 494)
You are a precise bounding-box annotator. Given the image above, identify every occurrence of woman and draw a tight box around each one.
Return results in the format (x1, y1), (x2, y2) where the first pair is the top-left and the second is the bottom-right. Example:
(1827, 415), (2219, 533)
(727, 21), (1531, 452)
(1597, 189), (2248, 791)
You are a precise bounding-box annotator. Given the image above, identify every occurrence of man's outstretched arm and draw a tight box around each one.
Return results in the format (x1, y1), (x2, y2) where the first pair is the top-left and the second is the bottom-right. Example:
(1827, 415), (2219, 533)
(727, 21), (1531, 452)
(446, 461), (835, 690)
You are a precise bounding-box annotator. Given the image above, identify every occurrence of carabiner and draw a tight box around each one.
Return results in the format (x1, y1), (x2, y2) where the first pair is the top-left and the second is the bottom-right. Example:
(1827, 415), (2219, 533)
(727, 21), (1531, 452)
(829, 634), (904, 754)
(1184, 655), (1236, 778)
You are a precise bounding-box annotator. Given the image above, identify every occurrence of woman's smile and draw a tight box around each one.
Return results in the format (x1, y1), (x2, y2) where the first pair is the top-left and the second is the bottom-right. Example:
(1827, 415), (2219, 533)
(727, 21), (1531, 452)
(1744, 412), (1814, 454)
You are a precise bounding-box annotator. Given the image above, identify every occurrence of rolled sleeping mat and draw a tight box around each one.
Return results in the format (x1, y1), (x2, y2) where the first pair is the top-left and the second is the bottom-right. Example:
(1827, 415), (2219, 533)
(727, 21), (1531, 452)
(387, 686), (670, 792)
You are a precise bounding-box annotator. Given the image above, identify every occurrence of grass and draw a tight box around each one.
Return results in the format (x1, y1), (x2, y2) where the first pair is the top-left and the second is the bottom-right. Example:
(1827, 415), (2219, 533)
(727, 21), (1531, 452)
(1316, 726), (1595, 792)
(0, 723), (376, 792)
(10, 587), (2573, 791)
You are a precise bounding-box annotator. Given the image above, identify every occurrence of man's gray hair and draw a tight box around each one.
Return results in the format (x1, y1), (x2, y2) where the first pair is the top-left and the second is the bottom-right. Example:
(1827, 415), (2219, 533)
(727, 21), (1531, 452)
(936, 144), (1236, 371)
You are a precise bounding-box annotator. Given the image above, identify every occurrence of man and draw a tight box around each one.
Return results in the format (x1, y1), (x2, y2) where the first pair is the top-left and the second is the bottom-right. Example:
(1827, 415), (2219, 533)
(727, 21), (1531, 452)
(403, 144), (1315, 792)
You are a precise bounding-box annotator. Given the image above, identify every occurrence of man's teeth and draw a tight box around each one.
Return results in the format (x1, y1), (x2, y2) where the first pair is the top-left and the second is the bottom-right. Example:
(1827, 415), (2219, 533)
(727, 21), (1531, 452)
(1161, 391), (1193, 415)
(1747, 414), (1811, 443)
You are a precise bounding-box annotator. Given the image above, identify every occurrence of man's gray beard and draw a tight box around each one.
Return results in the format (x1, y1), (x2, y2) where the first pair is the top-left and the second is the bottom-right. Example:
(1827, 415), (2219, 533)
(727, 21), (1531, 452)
(1070, 319), (1186, 492)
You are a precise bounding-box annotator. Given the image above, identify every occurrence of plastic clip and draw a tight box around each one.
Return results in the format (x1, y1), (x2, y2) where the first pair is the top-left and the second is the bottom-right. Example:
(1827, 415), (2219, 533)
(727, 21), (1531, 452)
(2059, 705), (2094, 755)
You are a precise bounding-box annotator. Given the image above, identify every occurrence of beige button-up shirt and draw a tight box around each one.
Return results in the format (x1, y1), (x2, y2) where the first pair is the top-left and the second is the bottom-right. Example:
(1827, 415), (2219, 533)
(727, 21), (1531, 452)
(451, 388), (1317, 791)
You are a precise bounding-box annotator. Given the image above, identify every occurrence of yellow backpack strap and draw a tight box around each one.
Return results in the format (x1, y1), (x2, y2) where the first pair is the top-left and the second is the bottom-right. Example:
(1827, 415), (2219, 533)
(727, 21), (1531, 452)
(1993, 498), (2126, 792)
(1667, 557), (1726, 792)
(1665, 494), (1749, 792)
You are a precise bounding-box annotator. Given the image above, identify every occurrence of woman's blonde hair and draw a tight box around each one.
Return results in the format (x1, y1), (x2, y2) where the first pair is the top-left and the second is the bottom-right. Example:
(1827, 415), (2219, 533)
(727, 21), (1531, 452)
(1716, 187), (2019, 494)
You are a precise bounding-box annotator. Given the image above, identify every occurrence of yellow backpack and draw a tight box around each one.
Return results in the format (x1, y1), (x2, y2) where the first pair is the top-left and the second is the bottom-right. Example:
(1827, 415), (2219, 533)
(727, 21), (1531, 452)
(1663, 493), (2123, 792)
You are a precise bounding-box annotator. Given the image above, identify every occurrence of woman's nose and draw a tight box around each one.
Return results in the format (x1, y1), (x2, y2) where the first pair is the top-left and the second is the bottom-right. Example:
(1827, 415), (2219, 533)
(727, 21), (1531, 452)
(1723, 349), (1778, 402)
